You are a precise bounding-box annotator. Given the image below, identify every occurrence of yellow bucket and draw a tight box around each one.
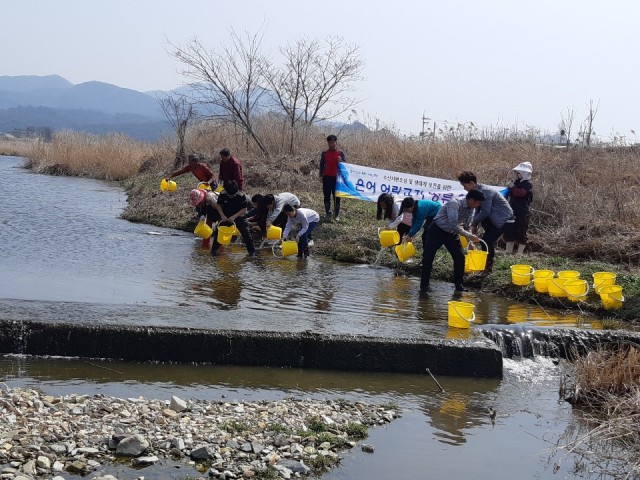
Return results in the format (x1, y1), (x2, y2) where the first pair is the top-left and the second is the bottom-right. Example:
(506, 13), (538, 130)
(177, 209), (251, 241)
(266, 225), (282, 240)
(448, 301), (476, 329)
(599, 285), (624, 310)
(281, 240), (298, 257)
(193, 219), (213, 239)
(510, 264), (534, 286)
(464, 250), (487, 273)
(215, 184), (224, 193)
(459, 235), (469, 249)
(160, 179), (177, 192)
(557, 270), (580, 280)
(564, 279), (590, 302)
(533, 269), (555, 293)
(217, 224), (235, 245)
(593, 271), (616, 292)
(197, 182), (212, 191)
(395, 242), (416, 262)
(547, 278), (568, 298)
(379, 229), (400, 247)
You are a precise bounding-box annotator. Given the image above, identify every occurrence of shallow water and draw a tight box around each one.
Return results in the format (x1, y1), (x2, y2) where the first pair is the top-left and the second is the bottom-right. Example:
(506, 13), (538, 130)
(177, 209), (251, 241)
(0, 156), (622, 478)
(0, 355), (597, 480)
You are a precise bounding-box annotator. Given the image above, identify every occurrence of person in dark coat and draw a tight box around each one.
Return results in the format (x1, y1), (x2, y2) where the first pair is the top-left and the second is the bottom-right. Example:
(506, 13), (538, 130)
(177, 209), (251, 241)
(503, 162), (533, 254)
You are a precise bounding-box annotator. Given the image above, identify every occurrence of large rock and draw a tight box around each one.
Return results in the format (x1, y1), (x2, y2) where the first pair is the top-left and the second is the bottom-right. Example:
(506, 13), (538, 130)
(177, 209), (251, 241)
(115, 434), (149, 457)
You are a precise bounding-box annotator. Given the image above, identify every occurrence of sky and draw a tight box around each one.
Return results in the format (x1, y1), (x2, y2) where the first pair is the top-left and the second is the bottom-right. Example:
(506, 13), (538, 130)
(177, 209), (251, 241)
(3, 0), (639, 141)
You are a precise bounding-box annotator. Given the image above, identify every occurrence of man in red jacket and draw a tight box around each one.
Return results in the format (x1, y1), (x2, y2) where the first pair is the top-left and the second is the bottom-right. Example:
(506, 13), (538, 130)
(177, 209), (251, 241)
(319, 134), (345, 222)
(218, 148), (244, 191)
(165, 153), (217, 188)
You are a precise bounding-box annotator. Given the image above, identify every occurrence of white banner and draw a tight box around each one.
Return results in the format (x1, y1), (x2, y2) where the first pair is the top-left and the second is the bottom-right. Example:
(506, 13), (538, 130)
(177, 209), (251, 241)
(336, 162), (501, 204)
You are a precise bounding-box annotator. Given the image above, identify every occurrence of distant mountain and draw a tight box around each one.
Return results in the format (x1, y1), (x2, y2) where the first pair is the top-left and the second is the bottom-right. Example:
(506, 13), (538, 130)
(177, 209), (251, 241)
(0, 75), (368, 142)
(0, 75), (169, 141)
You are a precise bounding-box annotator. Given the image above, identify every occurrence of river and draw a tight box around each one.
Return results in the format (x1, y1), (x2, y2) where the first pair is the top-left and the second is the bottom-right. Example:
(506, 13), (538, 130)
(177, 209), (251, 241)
(0, 156), (619, 479)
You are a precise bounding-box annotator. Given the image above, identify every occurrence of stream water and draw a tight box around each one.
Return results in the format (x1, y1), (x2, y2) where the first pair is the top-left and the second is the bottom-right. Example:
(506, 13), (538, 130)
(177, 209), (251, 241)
(0, 156), (622, 478)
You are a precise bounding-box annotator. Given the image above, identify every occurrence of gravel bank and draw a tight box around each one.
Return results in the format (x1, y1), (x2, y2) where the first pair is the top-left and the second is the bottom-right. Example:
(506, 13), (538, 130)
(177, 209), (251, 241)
(0, 384), (399, 479)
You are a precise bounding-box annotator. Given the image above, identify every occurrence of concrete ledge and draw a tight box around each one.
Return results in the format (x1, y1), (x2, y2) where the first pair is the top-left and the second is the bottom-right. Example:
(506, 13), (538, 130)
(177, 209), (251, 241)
(0, 320), (503, 378)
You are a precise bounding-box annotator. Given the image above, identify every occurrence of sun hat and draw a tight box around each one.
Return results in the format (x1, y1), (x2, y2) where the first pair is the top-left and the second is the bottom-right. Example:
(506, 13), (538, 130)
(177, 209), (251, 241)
(512, 162), (533, 180)
(189, 189), (206, 206)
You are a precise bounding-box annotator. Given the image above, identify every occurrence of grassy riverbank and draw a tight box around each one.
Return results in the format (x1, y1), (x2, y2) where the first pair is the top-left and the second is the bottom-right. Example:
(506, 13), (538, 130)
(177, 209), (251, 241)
(4, 129), (640, 323)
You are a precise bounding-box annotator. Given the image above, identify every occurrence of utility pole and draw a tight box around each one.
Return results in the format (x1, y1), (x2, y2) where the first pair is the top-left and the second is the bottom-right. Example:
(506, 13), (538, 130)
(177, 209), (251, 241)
(421, 112), (430, 141)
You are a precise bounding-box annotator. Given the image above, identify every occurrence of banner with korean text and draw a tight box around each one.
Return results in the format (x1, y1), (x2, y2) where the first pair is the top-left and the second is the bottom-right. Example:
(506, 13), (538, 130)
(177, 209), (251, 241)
(336, 162), (469, 204)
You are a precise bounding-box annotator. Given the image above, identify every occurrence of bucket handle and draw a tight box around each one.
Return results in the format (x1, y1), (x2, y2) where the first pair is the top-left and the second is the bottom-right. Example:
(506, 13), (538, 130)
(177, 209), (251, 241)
(512, 264), (536, 276)
(568, 281), (590, 298)
(464, 238), (488, 254)
(452, 303), (476, 323)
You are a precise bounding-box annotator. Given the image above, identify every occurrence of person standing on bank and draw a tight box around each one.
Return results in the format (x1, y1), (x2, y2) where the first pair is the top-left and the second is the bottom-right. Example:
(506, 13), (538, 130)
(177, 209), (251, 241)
(419, 190), (485, 294)
(503, 162), (533, 255)
(401, 197), (442, 245)
(218, 148), (244, 191)
(319, 134), (345, 222)
(457, 171), (515, 275)
(210, 180), (256, 257)
(165, 153), (217, 188)
(282, 204), (320, 259)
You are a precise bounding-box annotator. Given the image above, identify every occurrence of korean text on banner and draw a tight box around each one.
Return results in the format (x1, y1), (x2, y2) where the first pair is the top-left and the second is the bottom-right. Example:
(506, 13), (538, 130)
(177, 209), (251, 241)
(336, 163), (472, 204)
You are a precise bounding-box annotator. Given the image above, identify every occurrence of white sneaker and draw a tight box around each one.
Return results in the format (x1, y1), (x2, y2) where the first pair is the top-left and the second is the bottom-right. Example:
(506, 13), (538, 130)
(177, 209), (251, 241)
(334, 216), (340, 222)
(308, 240), (314, 247)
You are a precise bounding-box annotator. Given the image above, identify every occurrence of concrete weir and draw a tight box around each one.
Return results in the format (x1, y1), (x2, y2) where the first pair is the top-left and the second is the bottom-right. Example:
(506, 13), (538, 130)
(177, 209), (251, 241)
(0, 320), (504, 378)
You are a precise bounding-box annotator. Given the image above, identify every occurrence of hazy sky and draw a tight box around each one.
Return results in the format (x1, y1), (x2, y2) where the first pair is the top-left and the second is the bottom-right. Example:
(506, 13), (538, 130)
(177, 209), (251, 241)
(4, 0), (638, 140)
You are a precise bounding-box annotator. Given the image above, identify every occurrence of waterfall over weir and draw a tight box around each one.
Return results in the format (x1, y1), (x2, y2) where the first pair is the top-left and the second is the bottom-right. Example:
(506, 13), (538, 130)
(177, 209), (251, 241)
(479, 324), (640, 360)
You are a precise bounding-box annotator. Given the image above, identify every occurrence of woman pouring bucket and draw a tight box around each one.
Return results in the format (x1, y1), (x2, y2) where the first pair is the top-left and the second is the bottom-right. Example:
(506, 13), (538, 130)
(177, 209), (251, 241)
(281, 204), (320, 259)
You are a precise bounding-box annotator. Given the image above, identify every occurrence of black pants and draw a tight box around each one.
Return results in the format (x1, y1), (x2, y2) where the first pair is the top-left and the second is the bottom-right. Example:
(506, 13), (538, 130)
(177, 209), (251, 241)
(396, 223), (410, 243)
(480, 219), (506, 271)
(420, 223), (465, 291)
(196, 204), (221, 227)
(322, 175), (340, 217)
(211, 217), (255, 255)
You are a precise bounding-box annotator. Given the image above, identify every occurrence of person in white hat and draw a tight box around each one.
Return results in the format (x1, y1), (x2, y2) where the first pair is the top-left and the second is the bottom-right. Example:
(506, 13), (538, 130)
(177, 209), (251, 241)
(503, 162), (533, 254)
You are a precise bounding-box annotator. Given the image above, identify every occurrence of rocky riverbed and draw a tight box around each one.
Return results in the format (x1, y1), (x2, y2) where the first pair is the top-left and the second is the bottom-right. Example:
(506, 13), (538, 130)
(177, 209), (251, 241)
(0, 384), (399, 479)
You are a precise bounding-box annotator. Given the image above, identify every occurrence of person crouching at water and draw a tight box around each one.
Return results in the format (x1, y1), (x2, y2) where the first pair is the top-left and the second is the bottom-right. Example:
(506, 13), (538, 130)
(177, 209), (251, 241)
(262, 192), (301, 232)
(189, 188), (220, 248)
(377, 193), (412, 242)
(210, 180), (256, 257)
(282, 204), (319, 259)
(401, 197), (442, 245)
(419, 189), (485, 294)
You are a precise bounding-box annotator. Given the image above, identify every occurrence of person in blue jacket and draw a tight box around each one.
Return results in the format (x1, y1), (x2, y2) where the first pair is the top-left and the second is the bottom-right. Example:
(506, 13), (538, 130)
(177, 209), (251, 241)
(401, 197), (442, 244)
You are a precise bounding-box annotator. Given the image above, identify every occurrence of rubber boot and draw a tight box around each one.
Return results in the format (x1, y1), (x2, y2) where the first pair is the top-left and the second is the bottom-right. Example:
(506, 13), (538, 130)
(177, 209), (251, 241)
(201, 237), (211, 248)
(517, 243), (526, 255)
(505, 241), (514, 254)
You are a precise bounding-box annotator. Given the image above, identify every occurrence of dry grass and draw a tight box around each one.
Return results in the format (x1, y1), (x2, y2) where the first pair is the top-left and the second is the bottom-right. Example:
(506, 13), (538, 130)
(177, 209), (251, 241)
(6, 117), (640, 265)
(24, 130), (157, 180)
(558, 345), (640, 477)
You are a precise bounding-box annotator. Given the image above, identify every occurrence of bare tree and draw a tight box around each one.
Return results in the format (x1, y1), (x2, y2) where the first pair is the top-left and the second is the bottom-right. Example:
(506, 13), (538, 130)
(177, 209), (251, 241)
(159, 94), (195, 168)
(263, 36), (364, 153)
(560, 107), (575, 148)
(580, 99), (600, 147)
(170, 29), (271, 158)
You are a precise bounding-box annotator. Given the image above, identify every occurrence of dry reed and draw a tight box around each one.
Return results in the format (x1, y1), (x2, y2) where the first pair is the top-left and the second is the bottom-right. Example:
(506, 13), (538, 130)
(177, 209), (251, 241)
(26, 130), (156, 180)
(558, 345), (640, 477)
